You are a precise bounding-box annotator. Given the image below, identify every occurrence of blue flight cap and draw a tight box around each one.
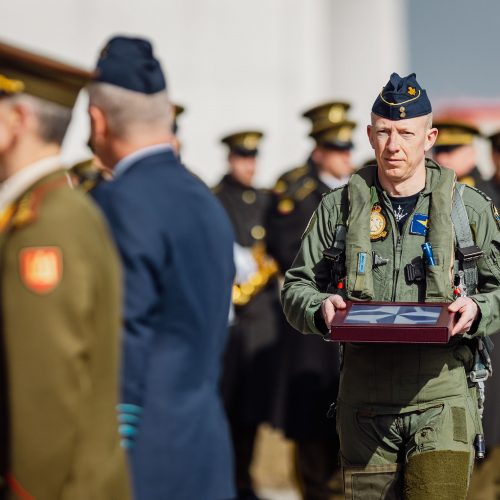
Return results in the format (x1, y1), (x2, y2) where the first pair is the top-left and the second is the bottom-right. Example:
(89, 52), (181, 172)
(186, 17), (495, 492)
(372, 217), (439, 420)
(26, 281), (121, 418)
(372, 73), (431, 120)
(92, 36), (166, 94)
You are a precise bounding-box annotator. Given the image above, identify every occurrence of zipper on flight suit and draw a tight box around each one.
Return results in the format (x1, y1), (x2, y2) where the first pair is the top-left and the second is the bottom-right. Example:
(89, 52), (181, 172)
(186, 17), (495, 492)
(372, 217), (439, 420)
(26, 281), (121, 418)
(383, 192), (425, 301)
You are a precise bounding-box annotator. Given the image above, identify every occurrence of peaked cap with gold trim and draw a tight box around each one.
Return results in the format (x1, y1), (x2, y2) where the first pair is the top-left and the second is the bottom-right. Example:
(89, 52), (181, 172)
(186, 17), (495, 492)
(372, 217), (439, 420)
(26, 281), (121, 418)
(0, 40), (91, 107)
(302, 101), (351, 135)
(372, 72), (432, 120)
(310, 120), (356, 150)
(433, 120), (480, 149)
(221, 130), (264, 157)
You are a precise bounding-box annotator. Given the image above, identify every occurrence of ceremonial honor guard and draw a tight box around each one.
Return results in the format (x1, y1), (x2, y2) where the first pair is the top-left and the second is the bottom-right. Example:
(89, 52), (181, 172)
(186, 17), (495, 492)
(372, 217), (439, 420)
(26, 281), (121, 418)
(466, 131), (500, 500)
(214, 131), (280, 500)
(486, 130), (500, 207)
(266, 102), (356, 500)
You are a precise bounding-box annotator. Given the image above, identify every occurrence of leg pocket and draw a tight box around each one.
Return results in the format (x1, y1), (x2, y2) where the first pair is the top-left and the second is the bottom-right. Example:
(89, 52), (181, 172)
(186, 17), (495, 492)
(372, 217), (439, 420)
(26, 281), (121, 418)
(413, 404), (445, 453)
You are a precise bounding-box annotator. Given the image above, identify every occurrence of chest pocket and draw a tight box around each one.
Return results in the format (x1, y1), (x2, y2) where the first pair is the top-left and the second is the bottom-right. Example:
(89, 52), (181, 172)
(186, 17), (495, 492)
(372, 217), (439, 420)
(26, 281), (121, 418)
(371, 251), (390, 297)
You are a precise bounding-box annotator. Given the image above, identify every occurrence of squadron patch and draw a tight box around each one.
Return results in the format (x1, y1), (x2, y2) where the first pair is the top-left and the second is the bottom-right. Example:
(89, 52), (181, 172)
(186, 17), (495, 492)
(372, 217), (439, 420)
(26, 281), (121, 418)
(370, 204), (388, 240)
(410, 213), (429, 236)
(19, 246), (63, 294)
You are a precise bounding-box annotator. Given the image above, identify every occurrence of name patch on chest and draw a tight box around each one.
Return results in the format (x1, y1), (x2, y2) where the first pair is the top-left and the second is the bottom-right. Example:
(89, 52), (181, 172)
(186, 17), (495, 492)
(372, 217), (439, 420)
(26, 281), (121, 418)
(410, 213), (428, 236)
(358, 252), (367, 274)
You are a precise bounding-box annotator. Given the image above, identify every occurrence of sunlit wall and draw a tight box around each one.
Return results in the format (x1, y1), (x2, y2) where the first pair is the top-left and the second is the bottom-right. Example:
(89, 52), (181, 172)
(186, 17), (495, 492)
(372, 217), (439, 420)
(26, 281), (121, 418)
(1, 0), (407, 186)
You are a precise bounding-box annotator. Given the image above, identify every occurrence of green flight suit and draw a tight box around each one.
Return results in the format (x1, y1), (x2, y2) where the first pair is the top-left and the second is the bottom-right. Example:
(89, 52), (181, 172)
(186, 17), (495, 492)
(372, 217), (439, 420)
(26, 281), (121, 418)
(281, 160), (500, 500)
(0, 168), (131, 500)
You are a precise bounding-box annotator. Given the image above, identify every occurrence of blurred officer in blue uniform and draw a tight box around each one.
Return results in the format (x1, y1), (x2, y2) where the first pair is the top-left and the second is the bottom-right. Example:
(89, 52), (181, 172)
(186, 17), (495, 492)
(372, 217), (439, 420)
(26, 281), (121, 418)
(87, 36), (236, 500)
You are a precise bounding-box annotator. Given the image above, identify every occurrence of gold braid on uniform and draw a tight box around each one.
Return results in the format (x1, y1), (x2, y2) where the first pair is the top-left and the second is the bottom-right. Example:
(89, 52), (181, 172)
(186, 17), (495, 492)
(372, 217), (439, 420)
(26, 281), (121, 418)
(232, 243), (279, 306)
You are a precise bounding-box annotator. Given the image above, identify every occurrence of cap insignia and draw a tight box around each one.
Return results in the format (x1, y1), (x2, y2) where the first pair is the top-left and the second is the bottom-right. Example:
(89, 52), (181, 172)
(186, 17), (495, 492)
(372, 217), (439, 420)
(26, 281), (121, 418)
(0, 74), (25, 94)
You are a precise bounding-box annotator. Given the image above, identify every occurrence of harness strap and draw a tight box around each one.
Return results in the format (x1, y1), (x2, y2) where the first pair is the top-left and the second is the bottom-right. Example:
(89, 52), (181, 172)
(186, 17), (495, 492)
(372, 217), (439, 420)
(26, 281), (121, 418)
(451, 184), (483, 295)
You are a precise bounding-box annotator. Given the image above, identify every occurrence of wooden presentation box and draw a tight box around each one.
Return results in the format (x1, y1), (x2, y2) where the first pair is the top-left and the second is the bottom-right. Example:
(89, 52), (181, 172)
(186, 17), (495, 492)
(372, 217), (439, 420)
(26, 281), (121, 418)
(329, 301), (456, 344)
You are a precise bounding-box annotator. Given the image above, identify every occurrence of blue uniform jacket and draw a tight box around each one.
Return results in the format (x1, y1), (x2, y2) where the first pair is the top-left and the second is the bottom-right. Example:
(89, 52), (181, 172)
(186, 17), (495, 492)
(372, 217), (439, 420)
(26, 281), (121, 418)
(92, 149), (235, 500)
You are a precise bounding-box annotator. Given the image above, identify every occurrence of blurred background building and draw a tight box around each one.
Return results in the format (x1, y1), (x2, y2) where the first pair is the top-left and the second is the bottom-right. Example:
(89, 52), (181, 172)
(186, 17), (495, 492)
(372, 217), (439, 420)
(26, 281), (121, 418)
(2, 0), (500, 186)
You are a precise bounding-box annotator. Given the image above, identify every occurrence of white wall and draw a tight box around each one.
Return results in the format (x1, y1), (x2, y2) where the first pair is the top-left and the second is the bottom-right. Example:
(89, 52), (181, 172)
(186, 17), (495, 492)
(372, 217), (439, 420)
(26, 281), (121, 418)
(1, 0), (407, 186)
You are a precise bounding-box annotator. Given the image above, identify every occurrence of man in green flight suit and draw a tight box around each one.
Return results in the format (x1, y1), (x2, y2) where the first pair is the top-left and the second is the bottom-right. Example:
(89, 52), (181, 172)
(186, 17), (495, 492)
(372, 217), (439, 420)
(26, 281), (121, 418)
(281, 72), (500, 499)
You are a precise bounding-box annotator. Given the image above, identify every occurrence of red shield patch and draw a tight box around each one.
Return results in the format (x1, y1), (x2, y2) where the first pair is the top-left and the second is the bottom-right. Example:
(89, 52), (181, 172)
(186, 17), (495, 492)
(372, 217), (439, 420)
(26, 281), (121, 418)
(19, 247), (63, 294)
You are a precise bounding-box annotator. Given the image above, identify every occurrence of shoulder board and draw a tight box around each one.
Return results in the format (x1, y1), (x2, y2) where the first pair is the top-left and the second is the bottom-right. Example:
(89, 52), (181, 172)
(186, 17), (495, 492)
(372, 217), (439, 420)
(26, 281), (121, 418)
(11, 176), (72, 229)
(293, 176), (318, 201)
(272, 165), (310, 195)
(283, 164), (308, 182)
(11, 192), (39, 228)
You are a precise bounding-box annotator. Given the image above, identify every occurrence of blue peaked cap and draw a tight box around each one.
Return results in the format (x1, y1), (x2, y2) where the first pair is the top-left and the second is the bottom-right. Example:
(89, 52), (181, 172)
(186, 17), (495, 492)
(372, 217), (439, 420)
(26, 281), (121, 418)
(372, 73), (431, 120)
(93, 36), (166, 94)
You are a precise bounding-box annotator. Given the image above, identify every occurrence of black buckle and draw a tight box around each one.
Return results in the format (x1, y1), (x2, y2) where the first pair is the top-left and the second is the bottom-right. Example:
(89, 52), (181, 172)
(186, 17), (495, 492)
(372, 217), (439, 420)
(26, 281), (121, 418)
(323, 247), (343, 262)
(457, 245), (483, 262)
(404, 257), (425, 283)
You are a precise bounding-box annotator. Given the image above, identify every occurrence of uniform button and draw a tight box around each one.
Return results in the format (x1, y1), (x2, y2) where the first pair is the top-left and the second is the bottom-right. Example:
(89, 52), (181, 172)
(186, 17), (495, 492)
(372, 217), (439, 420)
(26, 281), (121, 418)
(277, 198), (295, 214)
(242, 190), (256, 204)
(251, 225), (266, 240)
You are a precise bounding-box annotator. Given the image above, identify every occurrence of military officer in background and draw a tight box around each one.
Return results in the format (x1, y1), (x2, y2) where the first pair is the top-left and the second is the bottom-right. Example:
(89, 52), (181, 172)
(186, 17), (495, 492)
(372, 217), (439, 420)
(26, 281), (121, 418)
(482, 132), (500, 454)
(282, 72), (500, 499)
(70, 102), (186, 193)
(0, 41), (130, 500)
(266, 102), (356, 500)
(267, 102), (355, 272)
(486, 131), (500, 207)
(214, 131), (280, 500)
(432, 120), (491, 192)
(467, 131), (500, 500)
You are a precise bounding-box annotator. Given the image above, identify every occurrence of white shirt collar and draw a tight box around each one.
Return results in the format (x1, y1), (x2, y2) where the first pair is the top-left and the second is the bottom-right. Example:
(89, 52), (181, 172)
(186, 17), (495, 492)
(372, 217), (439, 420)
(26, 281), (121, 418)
(0, 155), (66, 212)
(113, 144), (173, 178)
(318, 172), (350, 190)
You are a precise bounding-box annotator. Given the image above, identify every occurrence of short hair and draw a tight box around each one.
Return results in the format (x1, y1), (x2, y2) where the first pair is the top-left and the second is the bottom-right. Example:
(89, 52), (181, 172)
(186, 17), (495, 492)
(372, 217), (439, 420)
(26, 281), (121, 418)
(87, 82), (172, 138)
(9, 93), (72, 146)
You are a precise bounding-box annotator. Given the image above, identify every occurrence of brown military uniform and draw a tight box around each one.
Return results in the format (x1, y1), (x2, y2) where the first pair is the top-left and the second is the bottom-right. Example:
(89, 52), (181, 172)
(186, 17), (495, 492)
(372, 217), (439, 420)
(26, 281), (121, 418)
(0, 160), (130, 500)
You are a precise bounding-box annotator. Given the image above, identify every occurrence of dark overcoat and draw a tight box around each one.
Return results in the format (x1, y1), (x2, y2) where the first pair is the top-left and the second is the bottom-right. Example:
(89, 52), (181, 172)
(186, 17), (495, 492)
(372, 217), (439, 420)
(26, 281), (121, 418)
(214, 174), (281, 425)
(265, 158), (341, 440)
